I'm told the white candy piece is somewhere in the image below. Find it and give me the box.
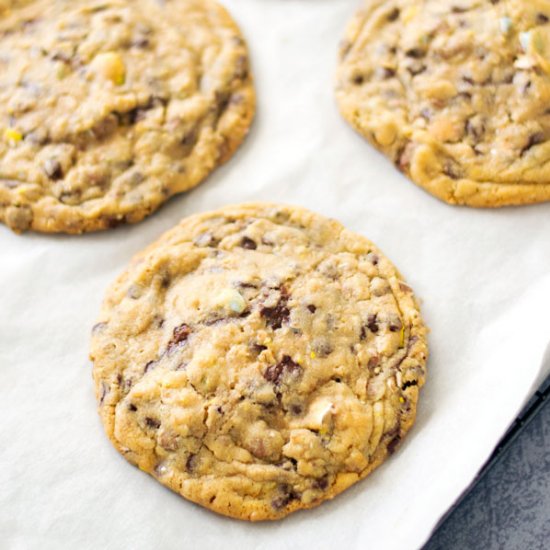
[217,288,247,314]
[519,31,532,52]
[499,17,513,35]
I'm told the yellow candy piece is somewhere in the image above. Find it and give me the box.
[402,5,419,23]
[3,128,22,143]
[310,351,316,359]
[91,52,126,85]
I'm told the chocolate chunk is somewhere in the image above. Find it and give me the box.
[402,380,418,390]
[264,355,301,384]
[307,304,317,313]
[168,323,191,351]
[290,404,303,415]
[260,288,290,330]
[537,13,549,24]
[43,158,63,180]
[128,403,137,411]
[352,74,364,85]
[145,417,161,429]
[240,236,257,250]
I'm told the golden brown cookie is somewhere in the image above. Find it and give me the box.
[336,0,550,207]
[0,0,254,233]
[90,203,428,521]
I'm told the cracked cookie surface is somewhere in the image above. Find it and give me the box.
[0,0,254,233]
[336,0,550,207]
[90,203,428,521]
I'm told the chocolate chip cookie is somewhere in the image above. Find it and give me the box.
[90,203,428,521]
[0,0,254,233]
[336,0,550,207]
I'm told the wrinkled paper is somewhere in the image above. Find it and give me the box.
[2,1,550,548]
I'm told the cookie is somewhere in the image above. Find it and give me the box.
[336,0,550,207]
[90,203,428,521]
[0,0,254,233]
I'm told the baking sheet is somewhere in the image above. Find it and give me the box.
[2,1,550,548]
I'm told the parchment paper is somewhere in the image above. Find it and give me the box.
[2,1,550,549]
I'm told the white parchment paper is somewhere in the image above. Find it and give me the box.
[2,1,550,548]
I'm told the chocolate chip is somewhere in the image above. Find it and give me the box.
[251,343,267,354]
[537,13,549,24]
[90,114,118,139]
[389,318,403,332]
[313,476,329,490]
[128,403,137,411]
[312,340,333,357]
[240,236,257,250]
[271,485,299,510]
[234,55,249,80]
[405,47,426,59]
[167,323,191,351]
[521,132,545,156]
[402,380,418,390]
[145,417,160,429]
[264,355,301,384]
[25,128,48,145]
[407,62,426,76]
[307,304,317,313]
[260,288,290,330]
[238,281,258,289]
[99,382,108,404]
[352,74,364,85]
[367,314,379,333]
[186,453,198,472]
[92,322,107,334]
[376,67,396,79]
[387,434,401,454]
[465,118,485,142]
[360,326,367,340]
[443,160,463,179]
[131,36,150,48]
[144,360,157,373]
[290,404,303,415]
[387,8,400,21]
[43,158,63,180]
